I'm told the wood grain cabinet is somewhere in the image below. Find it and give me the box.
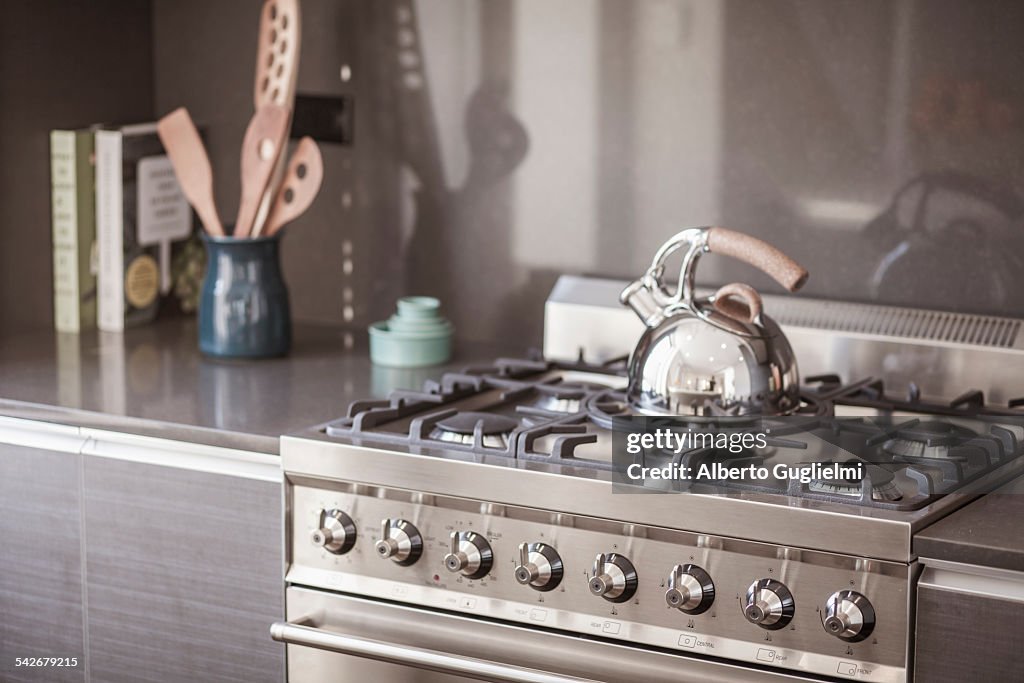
[0,442,86,683]
[0,419,284,683]
[81,457,283,683]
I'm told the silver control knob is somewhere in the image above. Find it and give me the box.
[665,564,715,614]
[514,542,563,592]
[823,590,875,642]
[374,519,423,566]
[589,553,638,603]
[443,531,493,580]
[743,578,795,630]
[310,509,357,555]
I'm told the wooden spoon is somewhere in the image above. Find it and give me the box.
[235,103,290,237]
[156,107,224,236]
[262,136,323,237]
[251,0,301,237]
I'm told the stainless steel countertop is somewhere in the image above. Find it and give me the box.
[0,317,522,454]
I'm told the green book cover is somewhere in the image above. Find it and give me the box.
[50,128,98,333]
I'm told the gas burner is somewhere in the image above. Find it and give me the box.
[806,460,903,502]
[532,395,584,414]
[429,413,519,449]
[881,421,977,460]
[530,382,610,414]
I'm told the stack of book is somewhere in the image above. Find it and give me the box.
[49,122,195,333]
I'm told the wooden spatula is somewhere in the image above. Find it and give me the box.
[251,0,301,237]
[262,136,323,237]
[235,103,290,237]
[156,107,224,237]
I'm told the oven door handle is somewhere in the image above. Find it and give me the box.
[270,618,600,683]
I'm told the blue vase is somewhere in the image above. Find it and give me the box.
[199,233,291,358]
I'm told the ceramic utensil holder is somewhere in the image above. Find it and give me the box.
[199,233,291,358]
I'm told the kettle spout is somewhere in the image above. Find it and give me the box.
[620,280,665,328]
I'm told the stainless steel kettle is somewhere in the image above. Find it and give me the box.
[620,227,809,417]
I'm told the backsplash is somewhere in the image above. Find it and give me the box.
[7,0,1023,344]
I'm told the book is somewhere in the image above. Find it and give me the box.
[95,123,192,331]
[49,128,98,332]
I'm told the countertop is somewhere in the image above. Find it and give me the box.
[0,317,522,454]
[5,318,1023,572]
[915,474,1024,572]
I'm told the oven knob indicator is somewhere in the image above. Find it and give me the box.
[444,531,493,580]
[742,579,795,630]
[374,519,423,566]
[823,590,875,642]
[310,509,357,555]
[589,553,638,603]
[665,564,715,614]
[514,542,564,591]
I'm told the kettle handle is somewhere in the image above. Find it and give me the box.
[706,228,808,292]
[621,226,808,327]
[712,282,763,323]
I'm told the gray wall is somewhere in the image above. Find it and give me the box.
[0,0,154,336]
[6,1,1024,346]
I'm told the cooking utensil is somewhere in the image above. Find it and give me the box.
[235,103,290,237]
[262,136,323,237]
[620,226,808,417]
[251,0,301,237]
[156,107,224,237]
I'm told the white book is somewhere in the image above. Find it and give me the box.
[95,129,125,331]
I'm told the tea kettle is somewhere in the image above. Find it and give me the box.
[620,227,809,417]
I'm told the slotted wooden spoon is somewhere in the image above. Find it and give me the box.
[262,136,323,237]
[235,103,290,237]
[250,0,301,237]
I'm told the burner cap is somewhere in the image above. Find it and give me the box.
[883,421,977,459]
[807,460,903,502]
[435,412,519,436]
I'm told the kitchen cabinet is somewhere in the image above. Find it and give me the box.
[0,438,86,683]
[0,418,283,682]
[81,456,283,683]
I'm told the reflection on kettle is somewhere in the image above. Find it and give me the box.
[620,227,808,417]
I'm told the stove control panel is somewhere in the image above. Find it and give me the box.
[289,483,910,682]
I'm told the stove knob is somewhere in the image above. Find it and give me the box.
[310,509,357,555]
[588,553,638,603]
[374,519,423,565]
[742,578,795,630]
[514,542,563,591]
[444,531,493,579]
[823,590,875,642]
[665,564,715,614]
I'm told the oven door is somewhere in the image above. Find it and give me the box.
[273,587,815,683]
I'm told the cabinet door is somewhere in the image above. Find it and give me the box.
[82,457,283,683]
[0,443,86,683]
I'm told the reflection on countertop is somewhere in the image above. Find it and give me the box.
[0,317,523,454]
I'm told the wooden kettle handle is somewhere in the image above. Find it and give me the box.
[706,227,808,292]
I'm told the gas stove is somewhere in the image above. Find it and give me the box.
[320,359,1024,513]
[274,281,1024,683]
